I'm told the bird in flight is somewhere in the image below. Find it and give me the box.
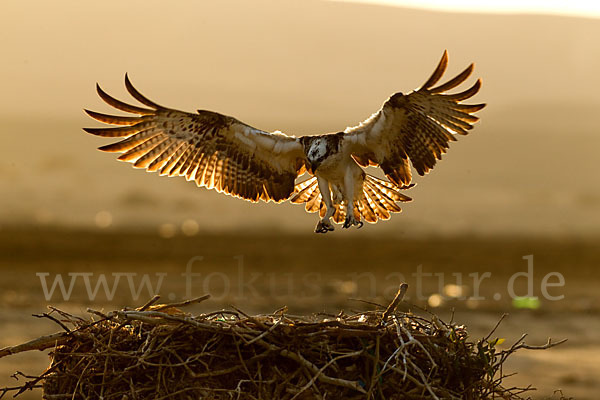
[84,51,484,233]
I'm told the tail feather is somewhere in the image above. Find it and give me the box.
[357,198,378,223]
[352,201,361,221]
[305,188,322,213]
[332,204,346,223]
[319,201,327,218]
[357,175,412,224]
[364,184,391,220]
[365,180,403,212]
[366,175,413,202]
[290,177,317,203]
[290,174,412,225]
[291,177,322,213]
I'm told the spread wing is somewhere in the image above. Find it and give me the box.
[84,75,307,203]
[344,50,486,186]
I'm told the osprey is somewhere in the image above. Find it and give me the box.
[84,51,484,233]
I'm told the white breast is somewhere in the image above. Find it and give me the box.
[316,152,354,182]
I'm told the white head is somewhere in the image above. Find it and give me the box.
[307,138,327,164]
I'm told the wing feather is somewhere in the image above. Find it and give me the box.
[97,129,160,152]
[84,110,146,126]
[84,75,308,203]
[133,138,174,169]
[83,123,155,137]
[172,145,195,177]
[124,73,166,109]
[420,50,448,90]
[159,145,186,176]
[455,103,486,113]
[117,135,168,163]
[429,63,473,93]
[147,142,182,172]
[445,79,482,101]
[95,84,154,115]
[344,51,485,186]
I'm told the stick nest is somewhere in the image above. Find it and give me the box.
[1,288,564,399]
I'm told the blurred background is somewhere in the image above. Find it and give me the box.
[1,0,599,398]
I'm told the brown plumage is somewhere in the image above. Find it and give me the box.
[345,51,485,187]
[84,75,305,203]
[83,51,485,233]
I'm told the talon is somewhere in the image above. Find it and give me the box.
[343,215,363,229]
[315,220,334,234]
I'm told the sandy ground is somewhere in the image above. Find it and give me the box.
[0,228,598,399]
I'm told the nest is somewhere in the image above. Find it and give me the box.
[0,285,565,399]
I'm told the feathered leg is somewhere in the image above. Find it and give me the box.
[315,176,335,233]
[343,166,363,229]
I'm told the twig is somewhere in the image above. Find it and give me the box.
[0,332,70,359]
[290,350,364,399]
[151,294,211,311]
[514,337,567,350]
[483,313,508,342]
[253,339,366,394]
[137,294,162,311]
[32,313,71,333]
[246,317,283,345]
[347,298,385,308]
[366,334,380,398]
[380,283,409,326]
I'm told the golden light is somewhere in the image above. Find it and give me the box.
[427,293,444,308]
[94,211,113,229]
[443,284,465,298]
[158,223,177,239]
[181,219,200,236]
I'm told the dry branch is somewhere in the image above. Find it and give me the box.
[0,333,69,359]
